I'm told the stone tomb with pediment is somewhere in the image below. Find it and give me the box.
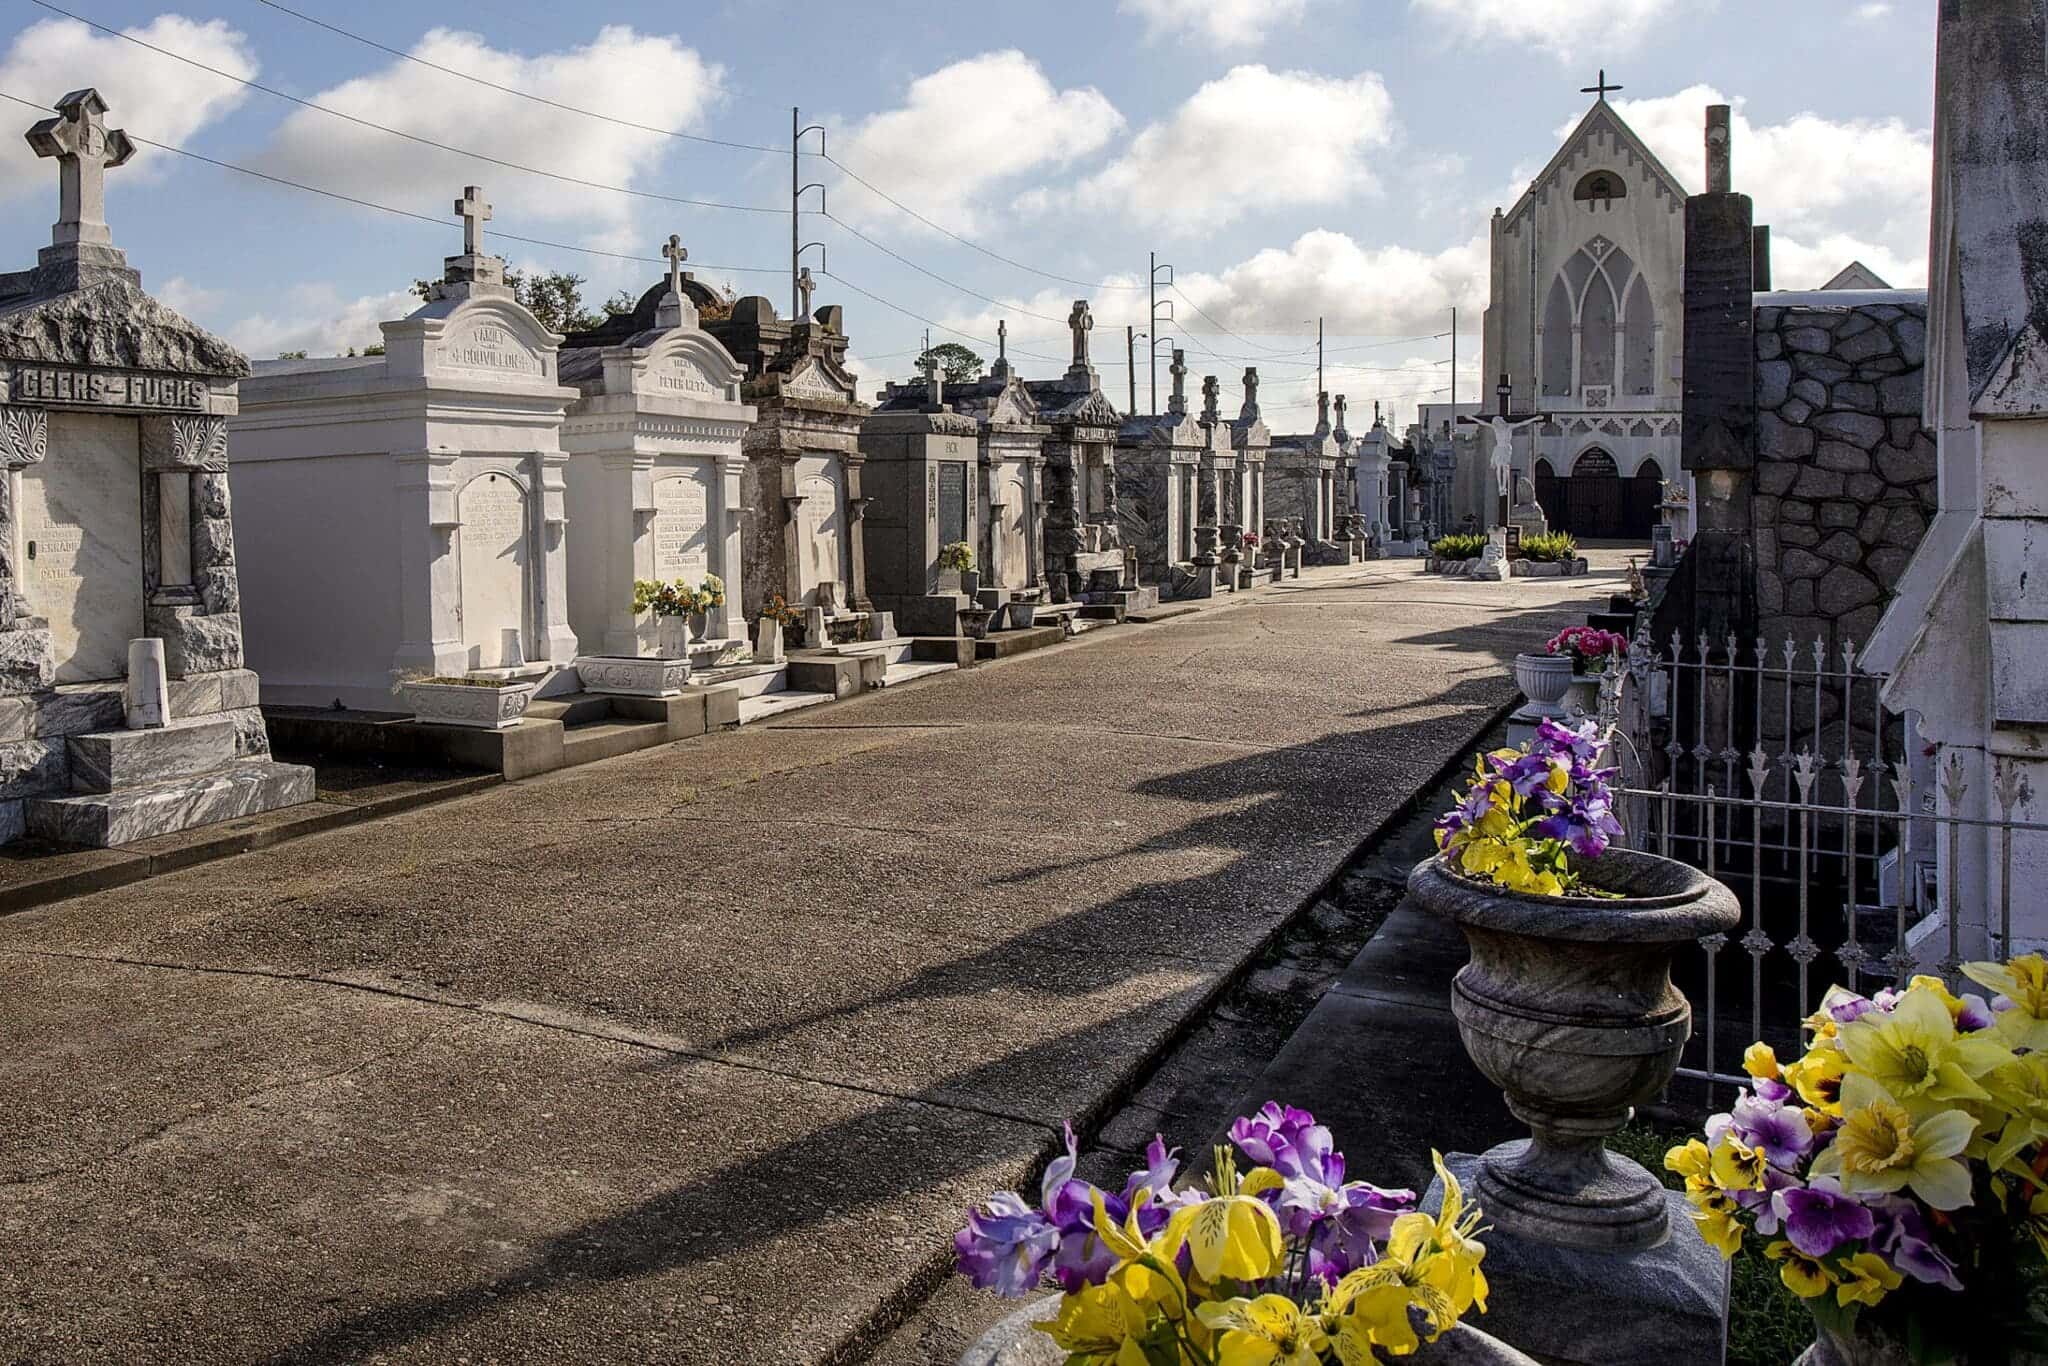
[0,87,311,845]
[557,282,757,683]
[859,373,984,637]
[1026,300,1150,610]
[1230,369,1274,573]
[1268,391,1353,566]
[228,215,579,711]
[1115,349,1210,596]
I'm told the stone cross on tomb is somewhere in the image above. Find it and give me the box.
[1242,367,1261,419]
[455,186,492,256]
[26,88,135,248]
[796,265,816,319]
[1334,393,1349,432]
[1168,348,1188,415]
[1068,299,1094,369]
[1581,69,1623,101]
[997,319,1008,363]
[1317,390,1331,430]
[1202,374,1220,425]
[922,347,944,406]
[664,234,689,298]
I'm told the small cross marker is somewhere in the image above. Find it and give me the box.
[796,265,815,318]
[1581,69,1623,101]
[664,234,689,298]
[26,88,134,249]
[454,185,492,256]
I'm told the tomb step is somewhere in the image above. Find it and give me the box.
[525,693,615,727]
[701,665,794,702]
[26,759,316,848]
[735,689,836,725]
[558,718,674,768]
[974,625,1066,660]
[67,715,241,795]
[878,659,958,687]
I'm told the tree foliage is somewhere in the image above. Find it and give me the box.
[410,269,633,334]
[917,342,985,385]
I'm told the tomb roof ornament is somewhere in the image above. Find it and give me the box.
[439,185,506,294]
[1168,348,1187,417]
[1201,373,1219,426]
[658,234,696,329]
[1333,393,1350,443]
[27,89,133,254]
[991,318,1011,380]
[796,266,815,321]
[1066,299,1095,379]
[1239,367,1261,422]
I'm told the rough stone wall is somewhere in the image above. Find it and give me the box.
[1754,303,1935,654]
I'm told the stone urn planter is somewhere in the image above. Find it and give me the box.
[1796,1303,2048,1365]
[1562,673,1604,720]
[686,610,710,644]
[655,615,691,658]
[1511,652,1572,719]
[959,568,982,599]
[962,1297,1541,1365]
[1406,849,1741,1251]
[1007,599,1038,629]
[957,606,995,640]
[402,679,540,731]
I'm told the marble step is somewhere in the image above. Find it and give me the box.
[559,719,672,768]
[67,716,240,795]
[879,658,958,687]
[525,693,614,727]
[734,688,835,725]
[27,758,316,848]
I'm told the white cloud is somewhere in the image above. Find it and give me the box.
[1053,66,1394,232]
[1605,85,1931,286]
[1119,0,1312,48]
[1854,2,1894,18]
[1409,0,1681,62]
[832,51,1122,235]
[1174,231,1487,337]
[218,284,421,359]
[0,15,256,203]
[257,26,724,235]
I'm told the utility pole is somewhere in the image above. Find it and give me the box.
[1126,325,1138,415]
[1149,255,1175,415]
[791,108,826,320]
[1316,317,1325,400]
[1450,306,1457,416]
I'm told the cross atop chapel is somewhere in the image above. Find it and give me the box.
[1581,69,1623,101]
[27,88,134,250]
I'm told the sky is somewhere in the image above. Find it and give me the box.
[0,0,1935,431]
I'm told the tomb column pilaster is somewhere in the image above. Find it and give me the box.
[391,448,465,678]
[842,445,872,613]
[713,449,747,643]
[0,404,49,628]
[534,447,577,665]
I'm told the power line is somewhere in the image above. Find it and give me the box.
[0,91,781,275]
[26,0,783,215]
[244,0,789,154]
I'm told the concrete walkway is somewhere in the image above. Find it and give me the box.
[0,557,1622,1364]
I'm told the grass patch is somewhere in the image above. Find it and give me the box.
[1611,1120,1814,1366]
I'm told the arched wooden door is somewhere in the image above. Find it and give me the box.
[1564,448,1624,538]
[1533,458,1566,532]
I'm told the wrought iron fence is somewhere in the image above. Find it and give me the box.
[1595,630,2042,1098]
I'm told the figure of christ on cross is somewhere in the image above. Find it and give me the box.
[26,88,134,249]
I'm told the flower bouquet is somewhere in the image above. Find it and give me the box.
[1543,625,1626,678]
[1667,960,2048,1362]
[954,1104,1491,1364]
[760,593,801,628]
[1432,719,1622,898]
[695,572,727,611]
[1241,532,1261,549]
[939,541,977,573]
[631,577,704,618]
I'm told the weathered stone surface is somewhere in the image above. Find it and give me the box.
[165,672,223,718]
[1757,360,1793,408]
[1876,441,1937,485]
[1858,507,1890,543]
[0,627,54,697]
[1757,463,1796,496]
[1816,441,1871,473]
[1795,352,1852,384]
[1812,411,1887,446]
[1758,412,1815,460]
[1818,531,1864,563]
[1782,499,1815,523]
[1786,326,1834,353]
[1817,565,1881,613]
[1781,524,1821,548]
[1837,327,1896,364]
[1821,501,1860,528]
[0,278,248,377]
[0,697,29,742]
[158,612,244,676]
[1780,397,1813,425]
[1832,381,1879,411]
[66,715,237,794]
[0,738,65,799]
[217,668,260,710]
[1782,547,1827,577]
[1846,472,1885,501]
[1757,330,1783,361]
[1791,467,1846,500]
[1895,314,1926,366]
[1787,579,1816,614]
[225,704,271,757]
[33,684,124,738]
[24,757,311,846]
[1869,546,1914,582]
[1791,377,1829,408]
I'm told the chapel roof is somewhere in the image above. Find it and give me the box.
[1502,98,1690,231]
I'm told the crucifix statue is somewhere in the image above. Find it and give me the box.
[1068,299,1094,370]
[26,88,134,249]
[455,185,492,257]
[664,234,689,299]
[796,265,816,319]
[1168,348,1187,416]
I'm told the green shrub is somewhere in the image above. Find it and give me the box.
[1430,533,1487,561]
[1521,531,1579,563]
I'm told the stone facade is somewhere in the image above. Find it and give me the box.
[1753,300,1935,651]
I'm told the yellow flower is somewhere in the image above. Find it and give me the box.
[1162,1191,1284,1286]
[1835,985,2012,1109]
[1764,1241,1837,1299]
[1980,1052,2048,1173]
[1811,1075,1979,1209]
[1035,1282,1153,1362]
[1783,1047,1847,1115]
[1834,1252,1903,1309]
[1964,955,2048,1051]
[1196,1295,1328,1366]
[1709,1137,1768,1193]
[1664,1139,1714,1194]
[1744,1042,1781,1082]
[1690,1194,1746,1256]
[1089,1189,1190,1318]
[1325,1153,1488,1359]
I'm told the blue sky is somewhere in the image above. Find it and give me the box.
[0,0,1933,429]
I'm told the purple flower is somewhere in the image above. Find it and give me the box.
[1956,992,1996,1032]
[1772,1179,1876,1258]
[1872,1197,1964,1291]
[955,1191,1059,1297]
[1753,1077,1795,1105]
[1727,1093,1815,1170]
[1314,1182,1415,1274]
[1121,1135,1182,1208]
[1534,717,1604,765]
[1231,1102,1342,1184]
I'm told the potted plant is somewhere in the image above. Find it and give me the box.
[1406,719,1740,1250]
[393,671,540,730]
[632,577,703,656]
[940,540,979,598]
[1669,960,2048,1364]
[757,593,800,665]
[1544,625,1627,720]
[952,1105,1533,1364]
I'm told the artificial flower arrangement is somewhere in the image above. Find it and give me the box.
[954,1104,1489,1364]
[1433,719,1623,898]
[1544,625,1626,677]
[1666,960,2048,1360]
[632,577,706,618]
[939,540,976,573]
[759,593,801,627]
[696,572,726,611]
[1241,532,1261,548]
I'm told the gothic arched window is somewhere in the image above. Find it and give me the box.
[1580,272,1617,389]
[1541,277,1574,396]
[1623,276,1657,395]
